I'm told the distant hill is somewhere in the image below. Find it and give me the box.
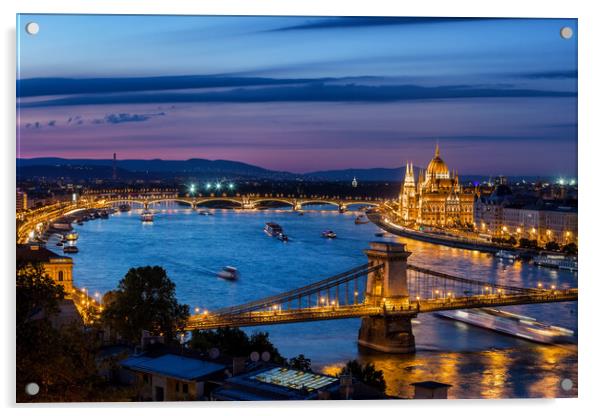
[16,158,298,181]
[16,157,552,183]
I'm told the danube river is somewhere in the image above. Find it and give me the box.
[56,204,578,399]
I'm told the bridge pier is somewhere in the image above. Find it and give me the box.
[358,242,416,354]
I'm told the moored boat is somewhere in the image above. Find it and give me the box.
[63,245,79,254]
[533,253,577,272]
[65,232,79,241]
[436,308,574,344]
[118,204,131,212]
[495,250,518,260]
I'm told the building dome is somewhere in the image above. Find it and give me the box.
[426,144,450,179]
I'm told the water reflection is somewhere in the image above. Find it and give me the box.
[65,204,577,399]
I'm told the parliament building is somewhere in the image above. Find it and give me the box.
[399,144,474,228]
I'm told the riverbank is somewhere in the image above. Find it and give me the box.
[367,211,506,254]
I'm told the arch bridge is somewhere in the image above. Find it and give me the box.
[186,242,578,354]
[97,194,381,211]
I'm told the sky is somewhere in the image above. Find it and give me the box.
[16,15,577,176]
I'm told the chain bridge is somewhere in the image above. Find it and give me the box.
[185,242,578,353]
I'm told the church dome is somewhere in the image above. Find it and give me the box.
[426,144,450,179]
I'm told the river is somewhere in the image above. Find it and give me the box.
[52,204,578,399]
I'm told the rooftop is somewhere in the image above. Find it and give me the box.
[213,366,340,401]
[16,244,72,263]
[411,381,452,389]
[121,353,226,381]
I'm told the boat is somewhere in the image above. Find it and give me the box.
[533,254,578,272]
[64,232,79,241]
[217,266,239,280]
[264,222,284,237]
[99,210,110,219]
[354,215,369,225]
[198,209,213,216]
[141,210,154,222]
[495,250,518,260]
[374,231,385,237]
[322,230,337,239]
[63,245,79,254]
[435,308,574,344]
[76,220,84,226]
[52,222,72,231]
[118,204,131,212]
[277,232,289,242]
[56,241,64,247]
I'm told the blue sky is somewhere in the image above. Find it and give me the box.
[17,15,577,176]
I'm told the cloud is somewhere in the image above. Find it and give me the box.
[16,75,329,98]
[265,17,498,32]
[519,70,577,79]
[92,112,166,125]
[20,83,576,108]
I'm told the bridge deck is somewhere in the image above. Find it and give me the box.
[185,289,577,330]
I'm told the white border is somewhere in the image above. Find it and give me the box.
[2,1,601,415]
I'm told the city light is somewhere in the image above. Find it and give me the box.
[216,183,222,190]
[189,184,196,194]
[194,307,200,314]
[205,183,212,190]
[228,183,235,190]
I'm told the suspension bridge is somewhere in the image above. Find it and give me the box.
[185,242,578,353]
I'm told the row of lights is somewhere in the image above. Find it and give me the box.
[190,183,235,194]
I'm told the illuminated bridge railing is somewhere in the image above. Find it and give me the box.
[406,264,540,301]
[210,263,381,316]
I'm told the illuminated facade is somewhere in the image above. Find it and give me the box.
[399,144,474,227]
[17,244,74,293]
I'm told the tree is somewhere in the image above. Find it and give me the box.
[545,241,561,252]
[289,354,312,372]
[337,360,386,393]
[16,262,64,328]
[562,242,578,255]
[189,327,285,363]
[16,262,132,402]
[519,238,539,249]
[101,266,189,344]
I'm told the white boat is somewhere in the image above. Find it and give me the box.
[436,308,574,344]
[495,250,517,260]
[141,210,154,222]
[198,209,213,216]
[322,230,337,239]
[217,266,239,280]
[533,254,578,272]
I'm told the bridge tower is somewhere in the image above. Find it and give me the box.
[358,241,416,353]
